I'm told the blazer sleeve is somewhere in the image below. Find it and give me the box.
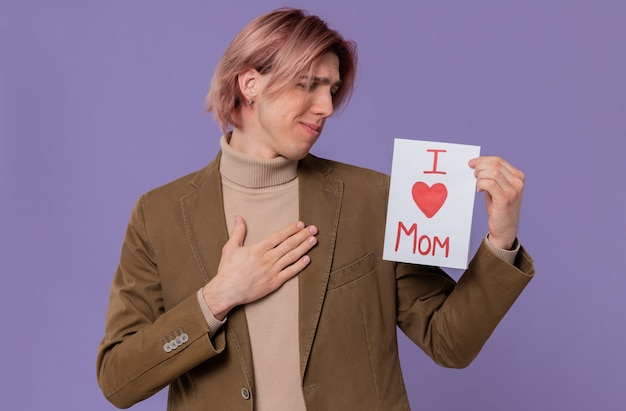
[96,196,226,409]
[396,240,535,368]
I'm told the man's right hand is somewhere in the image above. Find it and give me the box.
[201,215,318,320]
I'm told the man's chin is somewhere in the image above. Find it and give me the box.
[283,151,310,161]
[284,143,317,160]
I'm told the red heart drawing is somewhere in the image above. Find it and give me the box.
[411,182,448,218]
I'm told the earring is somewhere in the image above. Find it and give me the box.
[247,99,253,107]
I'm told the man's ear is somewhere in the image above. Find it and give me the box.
[237,69,261,102]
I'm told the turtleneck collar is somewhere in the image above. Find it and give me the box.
[219,132,298,189]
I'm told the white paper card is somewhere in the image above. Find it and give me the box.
[383,139,481,269]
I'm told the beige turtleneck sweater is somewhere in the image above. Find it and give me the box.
[197,134,306,410]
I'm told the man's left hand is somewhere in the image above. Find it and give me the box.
[469,156,525,250]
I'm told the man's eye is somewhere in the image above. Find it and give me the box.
[297,82,317,91]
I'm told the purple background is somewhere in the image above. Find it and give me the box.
[2,1,625,410]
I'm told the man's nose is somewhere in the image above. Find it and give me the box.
[311,89,334,117]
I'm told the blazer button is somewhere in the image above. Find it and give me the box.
[241,388,250,400]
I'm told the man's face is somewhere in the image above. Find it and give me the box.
[244,52,341,160]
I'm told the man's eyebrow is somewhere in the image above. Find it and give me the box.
[302,75,343,87]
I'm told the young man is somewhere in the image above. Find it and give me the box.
[97,8,534,410]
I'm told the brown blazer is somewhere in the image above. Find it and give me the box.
[97,153,534,410]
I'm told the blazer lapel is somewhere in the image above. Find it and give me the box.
[180,153,255,389]
[180,155,228,284]
[297,155,343,376]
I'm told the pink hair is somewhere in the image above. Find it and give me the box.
[206,8,357,132]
